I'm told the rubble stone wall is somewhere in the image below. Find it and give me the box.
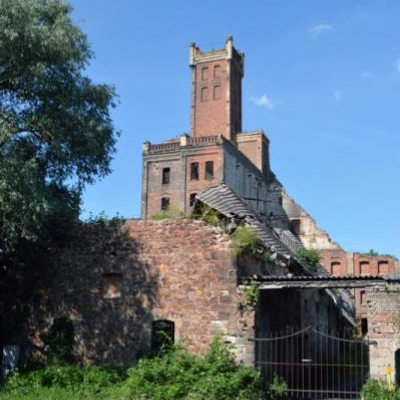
[26,220,255,365]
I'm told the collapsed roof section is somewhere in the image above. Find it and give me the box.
[195,183,356,325]
[195,183,308,272]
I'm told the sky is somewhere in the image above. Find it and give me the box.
[69,0,400,259]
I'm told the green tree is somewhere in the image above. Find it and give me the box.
[0,0,118,252]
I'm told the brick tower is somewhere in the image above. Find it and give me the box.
[190,36,244,141]
[141,37,274,220]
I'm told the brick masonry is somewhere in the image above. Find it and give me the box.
[24,219,255,365]
[364,284,400,381]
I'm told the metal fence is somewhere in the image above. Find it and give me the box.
[252,326,369,399]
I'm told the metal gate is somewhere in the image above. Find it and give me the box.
[253,326,369,399]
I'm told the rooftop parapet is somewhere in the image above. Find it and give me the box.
[143,135,224,154]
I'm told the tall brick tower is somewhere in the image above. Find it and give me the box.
[141,37,274,220]
[190,36,244,141]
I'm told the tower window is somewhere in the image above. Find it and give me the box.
[190,162,199,180]
[161,197,170,210]
[201,67,208,80]
[201,87,208,102]
[214,65,221,78]
[213,85,221,100]
[205,161,214,180]
[162,167,170,184]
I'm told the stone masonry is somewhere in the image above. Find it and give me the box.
[25,219,255,365]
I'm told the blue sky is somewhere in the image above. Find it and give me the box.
[69,0,400,259]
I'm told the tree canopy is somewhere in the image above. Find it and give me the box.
[0,0,118,251]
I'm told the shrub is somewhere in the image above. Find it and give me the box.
[361,378,400,400]
[295,248,321,274]
[119,337,264,400]
[2,364,126,399]
[1,339,265,399]
[231,226,261,256]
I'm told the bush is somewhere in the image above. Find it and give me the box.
[231,226,262,256]
[0,338,265,399]
[361,378,400,400]
[119,337,264,399]
[2,364,126,399]
[295,248,321,274]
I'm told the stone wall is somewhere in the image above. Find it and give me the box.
[364,284,400,381]
[24,219,256,365]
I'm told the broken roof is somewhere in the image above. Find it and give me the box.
[195,183,356,325]
[195,183,302,262]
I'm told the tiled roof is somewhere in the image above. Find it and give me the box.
[195,184,294,259]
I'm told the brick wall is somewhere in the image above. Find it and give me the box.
[364,284,400,381]
[24,220,255,365]
[190,38,243,140]
[141,140,225,218]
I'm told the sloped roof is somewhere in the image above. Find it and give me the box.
[195,183,356,325]
[195,183,297,260]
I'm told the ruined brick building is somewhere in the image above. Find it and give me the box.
[4,37,400,388]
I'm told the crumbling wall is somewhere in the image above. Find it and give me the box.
[24,219,255,365]
[364,284,400,381]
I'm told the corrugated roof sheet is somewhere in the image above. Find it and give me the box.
[196,184,294,258]
[195,183,357,325]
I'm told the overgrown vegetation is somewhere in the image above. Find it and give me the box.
[85,211,127,227]
[362,249,399,261]
[151,205,182,220]
[0,338,266,400]
[191,203,224,227]
[240,278,260,310]
[295,248,321,274]
[230,226,262,257]
[361,378,400,400]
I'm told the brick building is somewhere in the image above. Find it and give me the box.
[141,37,276,221]
[4,36,400,387]
[283,190,399,318]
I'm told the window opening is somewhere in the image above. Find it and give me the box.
[360,290,366,305]
[190,193,197,207]
[201,87,208,102]
[214,65,221,78]
[360,261,369,275]
[190,162,199,180]
[205,161,214,180]
[291,219,301,235]
[331,261,341,276]
[213,85,221,100]
[151,320,175,355]
[201,67,208,80]
[161,197,170,211]
[162,167,170,184]
[361,318,368,336]
[378,260,389,275]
